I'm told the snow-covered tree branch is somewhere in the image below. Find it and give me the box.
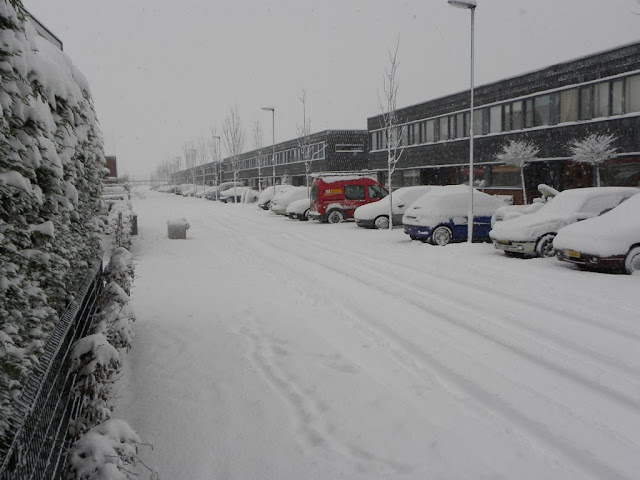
[496,139,540,204]
[378,39,404,230]
[569,133,617,187]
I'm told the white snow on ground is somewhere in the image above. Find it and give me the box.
[116,187,640,480]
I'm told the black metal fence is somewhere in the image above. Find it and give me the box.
[0,258,103,480]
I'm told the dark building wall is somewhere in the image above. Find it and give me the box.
[367,42,640,203]
[105,156,118,178]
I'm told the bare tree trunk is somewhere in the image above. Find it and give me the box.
[520,168,528,205]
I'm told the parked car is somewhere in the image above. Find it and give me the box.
[490,186,639,257]
[205,181,245,200]
[257,185,294,210]
[286,197,312,221]
[308,175,388,223]
[270,186,309,215]
[354,185,438,229]
[491,184,560,227]
[554,192,640,274]
[403,185,506,245]
[219,186,259,203]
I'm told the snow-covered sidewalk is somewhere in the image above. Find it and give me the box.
[116,189,640,480]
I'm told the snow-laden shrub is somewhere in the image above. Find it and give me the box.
[66,246,147,479]
[103,247,135,295]
[66,419,141,480]
[1,0,105,438]
[107,201,134,250]
[68,334,121,439]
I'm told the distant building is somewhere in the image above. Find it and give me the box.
[24,10,63,51]
[174,130,369,188]
[105,156,118,178]
[367,41,640,203]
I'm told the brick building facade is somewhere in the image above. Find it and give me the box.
[367,41,640,204]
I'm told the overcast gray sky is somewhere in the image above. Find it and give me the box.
[24,0,640,179]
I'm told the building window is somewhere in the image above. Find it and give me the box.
[371,132,377,150]
[439,116,449,141]
[579,85,592,120]
[455,113,464,138]
[419,121,427,143]
[559,89,578,123]
[612,79,624,115]
[626,74,640,113]
[426,120,435,142]
[525,98,534,128]
[335,144,364,153]
[474,107,488,135]
[511,100,524,130]
[534,94,557,127]
[403,169,421,186]
[594,82,610,118]
[489,105,502,133]
[491,164,521,187]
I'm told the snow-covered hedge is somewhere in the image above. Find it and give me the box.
[66,247,149,480]
[1,0,105,438]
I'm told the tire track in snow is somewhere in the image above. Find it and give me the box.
[211,214,640,480]
[237,310,416,477]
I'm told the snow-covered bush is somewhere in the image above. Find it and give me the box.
[66,419,142,480]
[67,246,145,479]
[1,0,105,437]
[68,334,121,438]
[107,201,134,250]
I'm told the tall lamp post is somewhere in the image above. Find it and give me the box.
[213,135,221,189]
[261,107,276,195]
[448,0,476,244]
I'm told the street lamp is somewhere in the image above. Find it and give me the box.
[213,135,222,190]
[448,0,476,244]
[261,107,276,195]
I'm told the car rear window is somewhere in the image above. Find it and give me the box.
[345,185,365,200]
[311,185,318,202]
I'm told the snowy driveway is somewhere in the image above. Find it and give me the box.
[117,189,640,480]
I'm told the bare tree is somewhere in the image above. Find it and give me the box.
[252,120,264,190]
[210,127,222,187]
[222,105,246,200]
[570,133,617,187]
[297,89,314,197]
[378,39,405,230]
[182,140,197,193]
[496,139,540,204]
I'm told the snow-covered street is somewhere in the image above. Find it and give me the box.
[117,188,640,480]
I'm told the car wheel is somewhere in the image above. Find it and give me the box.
[326,210,345,224]
[300,209,310,221]
[535,233,556,258]
[374,215,390,229]
[430,226,452,246]
[624,246,640,275]
[409,234,418,241]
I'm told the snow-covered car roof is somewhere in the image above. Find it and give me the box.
[354,185,436,221]
[270,186,308,206]
[257,185,294,205]
[490,187,639,242]
[553,192,640,257]
[219,186,256,199]
[403,185,505,224]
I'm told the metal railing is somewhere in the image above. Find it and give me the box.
[0,258,103,480]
